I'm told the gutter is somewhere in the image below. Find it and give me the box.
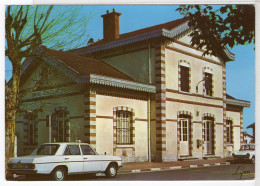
[226,98,250,107]
[78,74,156,93]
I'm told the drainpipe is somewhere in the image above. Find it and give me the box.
[49,115,52,143]
[147,42,152,162]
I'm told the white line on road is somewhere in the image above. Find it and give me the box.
[150,168,161,171]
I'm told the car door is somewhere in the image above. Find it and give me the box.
[80,145,101,173]
[63,145,84,174]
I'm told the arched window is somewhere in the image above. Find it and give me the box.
[116,110,133,144]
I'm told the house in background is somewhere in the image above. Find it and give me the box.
[243,132,254,144]
[15,9,250,162]
[247,122,255,143]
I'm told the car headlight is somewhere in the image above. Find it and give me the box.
[7,163,13,168]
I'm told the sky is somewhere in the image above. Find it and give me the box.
[5,5,255,134]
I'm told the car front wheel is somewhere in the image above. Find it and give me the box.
[51,167,67,181]
[105,163,118,178]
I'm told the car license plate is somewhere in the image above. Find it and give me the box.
[17,164,24,169]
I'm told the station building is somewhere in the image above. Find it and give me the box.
[16,9,250,162]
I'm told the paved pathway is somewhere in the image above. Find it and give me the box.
[119,158,233,174]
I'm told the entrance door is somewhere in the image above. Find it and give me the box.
[179,119,189,156]
[204,120,213,155]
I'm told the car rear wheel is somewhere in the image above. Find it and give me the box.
[105,163,118,178]
[51,167,67,181]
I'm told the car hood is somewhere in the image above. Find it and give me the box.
[234,150,254,155]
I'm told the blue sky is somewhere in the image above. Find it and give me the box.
[5,5,255,134]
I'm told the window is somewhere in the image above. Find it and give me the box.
[179,119,189,141]
[52,110,66,142]
[31,144,60,155]
[25,113,37,145]
[203,117,214,142]
[226,120,233,143]
[180,66,189,92]
[81,145,96,155]
[116,111,132,144]
[64,145,81,155]
[205,72,213,96]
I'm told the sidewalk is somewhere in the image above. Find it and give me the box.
[118,158,233,174]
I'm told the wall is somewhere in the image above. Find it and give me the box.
[95,94,149,162]
[227,110,242,152]
[163,36,226,159]
[103,49,155,84]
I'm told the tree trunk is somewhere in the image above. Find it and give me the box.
[5,62,20,178]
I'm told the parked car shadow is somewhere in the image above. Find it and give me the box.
[229,159,253,164]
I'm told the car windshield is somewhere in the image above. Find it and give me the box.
[31,144,60,155]
[240,145,255,151]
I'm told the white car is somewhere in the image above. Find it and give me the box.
[232,144,255,164]
[7,142,122,180]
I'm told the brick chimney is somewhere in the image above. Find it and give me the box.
[101,8,121,41]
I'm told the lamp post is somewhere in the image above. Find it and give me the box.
[196,76,209,93]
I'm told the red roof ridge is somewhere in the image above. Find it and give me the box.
[70,17,189,52]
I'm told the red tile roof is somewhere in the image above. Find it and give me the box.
[71,17,189,51]
[42,47,134,81]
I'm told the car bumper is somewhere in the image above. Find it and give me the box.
[7,169,37,175]
[232,155,250,160]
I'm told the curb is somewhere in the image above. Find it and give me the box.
[119,162,230,174]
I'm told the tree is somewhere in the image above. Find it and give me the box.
[5,5,92,177]
[176,5,255,56]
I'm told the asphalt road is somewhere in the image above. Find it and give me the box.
[9,163,254,181]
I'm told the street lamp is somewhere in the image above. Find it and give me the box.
[196,76,209,93]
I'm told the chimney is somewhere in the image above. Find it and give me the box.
[101,8,121,41]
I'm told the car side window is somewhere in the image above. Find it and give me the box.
[81,145,96,155]
[63,145,81,155]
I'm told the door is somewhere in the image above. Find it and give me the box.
[179,119,189,156]
[63,145,84,174]
[80,145,102,173]
[204,120,213,155]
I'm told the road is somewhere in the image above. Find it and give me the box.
[9,163,254,181]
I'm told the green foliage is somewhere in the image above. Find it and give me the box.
[176,5,255,56]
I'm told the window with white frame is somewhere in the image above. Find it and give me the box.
[52,110,66,142]
[116,110,132,144]
[179,117,190,141]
